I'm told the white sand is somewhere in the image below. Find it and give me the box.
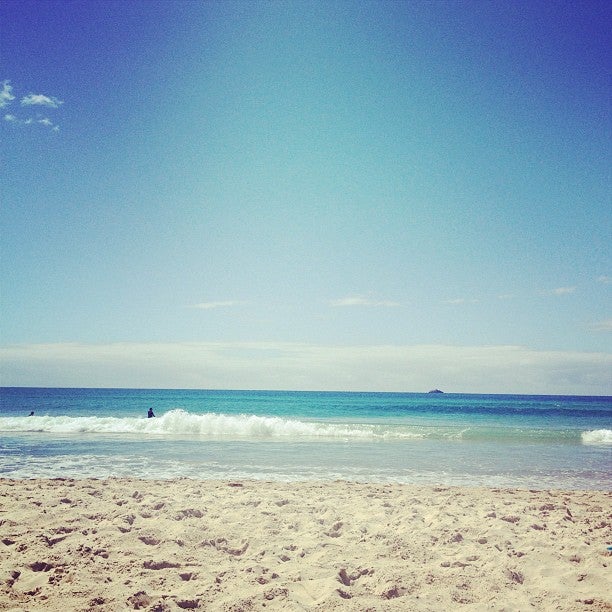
[0,478,610,611]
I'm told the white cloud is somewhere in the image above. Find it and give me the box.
[443,298,478,305]
[0,80,15,107]
[4,113,28,125]
[1,342,610,395]
[597,275,612,285]
[330,295,400,307]
[1,82,63,131]
[542,286,577,296]
[4,113,59,131]
[590,319,612,332]
[21,93,63,108]
[38,118,60,131]
[190,301,241,310]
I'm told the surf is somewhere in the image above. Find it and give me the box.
[1,410,609,445]
[581,429,612,445]
[0,410,392,439]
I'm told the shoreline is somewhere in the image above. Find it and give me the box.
[1,478,610,611]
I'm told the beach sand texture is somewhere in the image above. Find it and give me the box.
[0,478,610,611]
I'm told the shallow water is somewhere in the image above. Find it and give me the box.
[1,388,610,489]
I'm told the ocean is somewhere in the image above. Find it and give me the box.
[0,388,610,490]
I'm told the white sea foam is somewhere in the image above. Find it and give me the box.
[2,412,608,445]
[581,429,612,446]
[0,410,420,440]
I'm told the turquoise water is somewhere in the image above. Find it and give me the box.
[0,388,610,489]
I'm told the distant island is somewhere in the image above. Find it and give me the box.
[427,389,444,394]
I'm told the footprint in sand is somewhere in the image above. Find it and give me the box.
[30,561,54,572]
[127,590,152,608]
[174,509,204,520]
[176,598,200,609]
[4,569,20,587]
[337,567,373,586]
[143,560,180,570]
[200,538,249,556]
[325,521,343,538]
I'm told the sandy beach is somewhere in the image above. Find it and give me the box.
[0,478,610,611]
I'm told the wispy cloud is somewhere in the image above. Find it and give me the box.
[0,80,15,107]
[597,275,612,285]
[330,295,400,307]
[2,80,63,131]
[542,286,577,296]
[189,301,242,310]
[21,93,63,108]
[590,319,612,332]
[4,113,59,131]
[4,113,30,125]
[443,298,478,305]
[1,342,610,395]
[37,117,59,131]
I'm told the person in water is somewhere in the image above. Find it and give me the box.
[147,407,155,418]
[28,411,34,416]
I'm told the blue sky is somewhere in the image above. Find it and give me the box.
[1,0,610,393]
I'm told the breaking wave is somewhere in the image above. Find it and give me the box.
[581,429,612,446]
[0,410,609,445]
[0,410,413,440]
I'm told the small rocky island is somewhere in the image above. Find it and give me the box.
[427,389,444,394]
